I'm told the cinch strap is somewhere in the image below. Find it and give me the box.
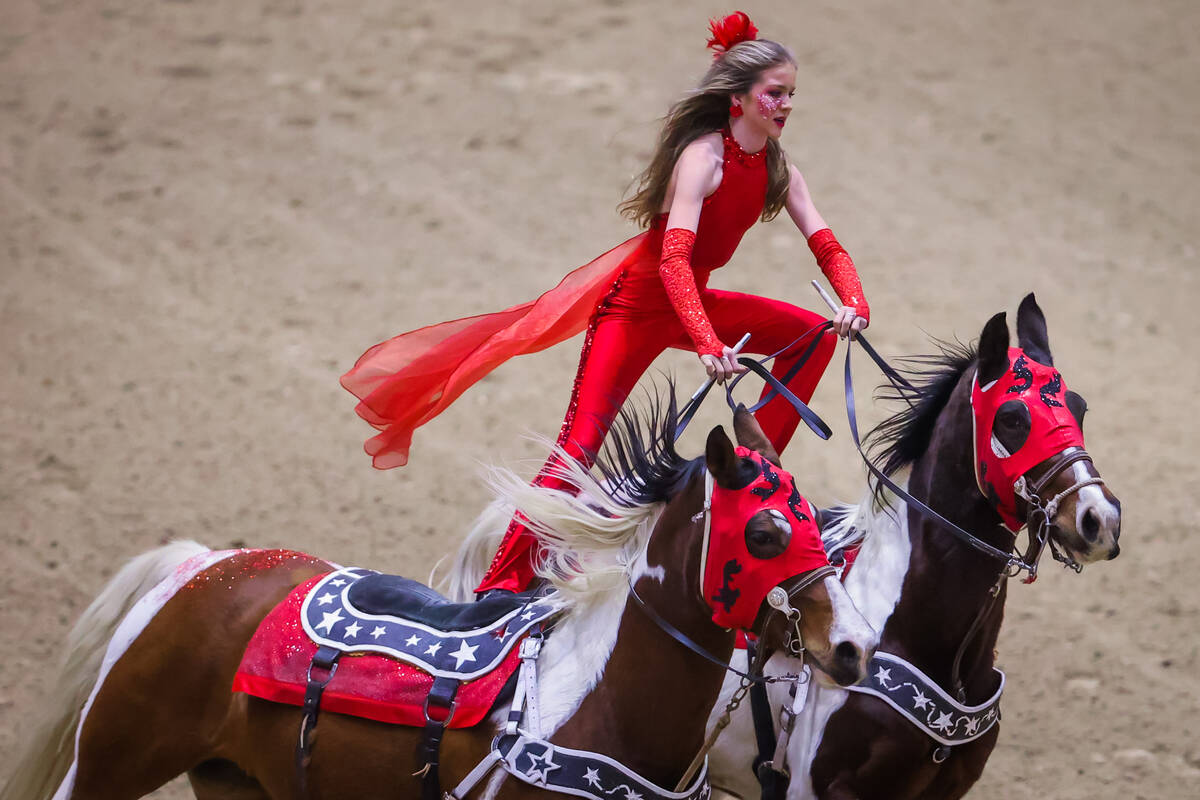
[295,645,341,798]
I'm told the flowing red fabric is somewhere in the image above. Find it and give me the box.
[341,233,651,468]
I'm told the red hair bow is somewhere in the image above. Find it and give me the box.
[706,11,759,55]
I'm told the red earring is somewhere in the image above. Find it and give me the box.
[730,104,743,118]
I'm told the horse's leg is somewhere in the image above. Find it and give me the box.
[65,551,330,800]
[186,761,270,800]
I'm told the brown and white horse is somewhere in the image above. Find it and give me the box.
[708,295,1122,799]
[3,404,875,800]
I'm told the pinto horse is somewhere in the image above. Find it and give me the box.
[707,294,1122,799]
[4,403,875,800]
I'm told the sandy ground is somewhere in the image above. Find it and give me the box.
[2,1,1198,797]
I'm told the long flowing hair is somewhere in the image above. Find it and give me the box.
[619,39,797,229]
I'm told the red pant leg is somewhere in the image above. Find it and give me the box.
[692,289,835,454]
[475,309,677,593]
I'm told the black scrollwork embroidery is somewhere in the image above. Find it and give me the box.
[1039,372,1064,408]
[751,460,781,501]
[1007,354,1033,394]
[712,559,742,612]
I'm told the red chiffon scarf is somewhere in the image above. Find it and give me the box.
[341,232,652,468]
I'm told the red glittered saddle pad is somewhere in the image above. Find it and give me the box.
[233,571,549,728]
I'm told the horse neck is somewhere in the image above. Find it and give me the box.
[886,375,1013,699]
[549,479,731,787]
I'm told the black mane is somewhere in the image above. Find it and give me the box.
[590,382,706,507]
[867,339,978,479]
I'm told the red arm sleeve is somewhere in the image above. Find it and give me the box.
[807,228,870,322]
[659,228,724,357]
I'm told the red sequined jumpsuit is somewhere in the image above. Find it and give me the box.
[475,131,835,592]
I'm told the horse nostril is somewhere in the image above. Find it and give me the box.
[1081,507,1101,543]
[836,641,860,664]
[1107,543,1120,560]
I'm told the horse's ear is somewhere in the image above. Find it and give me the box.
[706,425,743,489]
[1016,293,1053,366]
[977,312,1010,386]
[732,404,781,467]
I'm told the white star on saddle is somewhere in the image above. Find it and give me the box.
[371,626,387,640]
[911,689,931,710]
[343,622,362,638]
[583,767,602,788]
[873,667,892,686]
[425,642,442,657]
[316,592,336,606]
[450,640,479,668]
[315,609,344,633]
[931,711,955,732]
[405,634,421,647]
[330,578,347,587]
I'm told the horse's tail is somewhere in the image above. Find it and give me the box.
[1,540,212,800]
[437,498,511,602]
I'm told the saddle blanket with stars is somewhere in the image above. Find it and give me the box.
[232,568,556,728]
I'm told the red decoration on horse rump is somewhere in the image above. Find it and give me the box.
[233,575,522,728]
[971,347,1085,531]
[701,448,830,630]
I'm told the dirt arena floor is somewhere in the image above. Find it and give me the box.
[2,1,1197,797]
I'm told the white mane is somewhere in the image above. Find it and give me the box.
[439,442,675,747]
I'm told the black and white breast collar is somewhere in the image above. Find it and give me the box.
[446,632,712,800]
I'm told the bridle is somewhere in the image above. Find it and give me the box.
[629,467,837,682]
[627,464,837,792]
[1010,446,1106,577]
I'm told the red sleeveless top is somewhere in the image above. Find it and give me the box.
[342,130,768,468]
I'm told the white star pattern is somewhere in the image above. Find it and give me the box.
[316,592,336,606]
[343,621,362,638]
[911,689,931,711]
[370,626,387,640]
[520,609,537,621]
[931,711,955,732]
[315,609,344,633]
[330,578,347,587]
[405,634,421,647]
[424,642,442,657]
[964,716,980,735]
[583,768,602,788]
[873,667,892,686]
[450,640,479,669]
[523,746,560,784]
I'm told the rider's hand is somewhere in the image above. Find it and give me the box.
[699,345,748,383]
[833,306,869,339]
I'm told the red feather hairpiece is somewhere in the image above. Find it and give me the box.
[706,11,759,57]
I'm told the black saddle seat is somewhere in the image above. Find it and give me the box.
[346,575,539,632]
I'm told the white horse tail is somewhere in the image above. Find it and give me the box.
[437,497,512,602]
[1,540,212,800]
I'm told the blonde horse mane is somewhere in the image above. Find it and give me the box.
[440,445,663,606]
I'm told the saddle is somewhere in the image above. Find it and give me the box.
[233,568,557,725]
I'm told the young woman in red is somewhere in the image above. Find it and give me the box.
[342,12,871,594]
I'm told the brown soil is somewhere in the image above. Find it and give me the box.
[2,1,1197,797]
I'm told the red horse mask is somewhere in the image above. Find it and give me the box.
[699,447,830,630]
[971,348,1085,531]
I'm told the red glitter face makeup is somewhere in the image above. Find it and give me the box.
[742,62,796,139]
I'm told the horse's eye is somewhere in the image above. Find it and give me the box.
[993,399,1031,454]
[745,509,791,559]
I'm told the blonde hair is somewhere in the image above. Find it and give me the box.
[620,39,797,229]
